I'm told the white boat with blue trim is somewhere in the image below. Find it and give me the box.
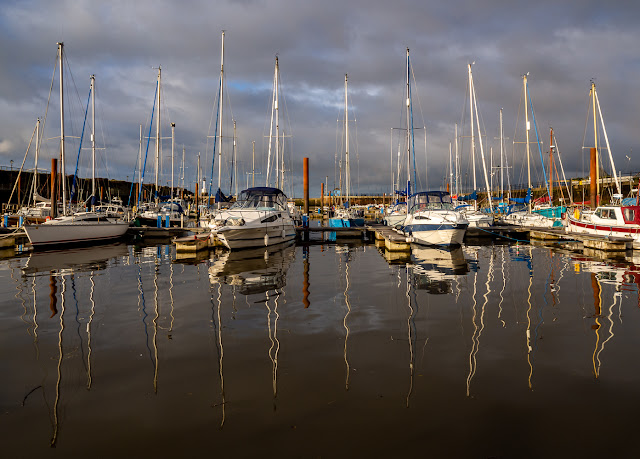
[402,191,468,246]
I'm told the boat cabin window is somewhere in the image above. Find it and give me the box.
[409,192,454,212]
[231,188,287,211]
[595,208,616,220]
[622,206,640,224]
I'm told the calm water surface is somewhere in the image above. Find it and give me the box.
[1,240,640,458]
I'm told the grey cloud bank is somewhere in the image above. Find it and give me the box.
[1,0,638,198]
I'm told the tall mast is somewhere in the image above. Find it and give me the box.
[468,63,476,208]
[33,118,40,206]
[345,73,350,206]
[406,48,411,199]
[252,140,255,188]
[90,75,96,208]
[499,109,504,202]
[181,146,185,198]
[138,124,142,207]
[266,57,276,187]
[471,69,492,212]
[275,56,280,189]
[593,85,621,196]
[549,127,553,203]
[155,66,161,205]
[455,123,459,197]
[217,31,225,207]
[524,74,531,212]
[591,81,599,200]
[171,122,175,201]
[389,128,393,200]
[449,142,453,194]
[58,42,66,214]
[233,120,237,197]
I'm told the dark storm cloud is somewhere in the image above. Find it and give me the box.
[1,0,638,197]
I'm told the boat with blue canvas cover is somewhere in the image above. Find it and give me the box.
[209,187,296,250]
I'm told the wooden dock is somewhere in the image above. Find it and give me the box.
[127,226,191,240]
[296,225,366,239]
[174,233,212,253]
[365,224,411,252]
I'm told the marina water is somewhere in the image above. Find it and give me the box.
[1,240,639,457]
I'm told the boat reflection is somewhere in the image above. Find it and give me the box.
[409,245,469,294]
[207,241,296,423]
[22,243,129,276]
[208,241,296,295]
[569,252,639,379]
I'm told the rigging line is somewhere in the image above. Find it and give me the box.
[581,86,593,179]
[408,62,417,192]
[409,61,426,189]
[526,83,551,198]
[38,50,58,161]
[7,122,37,205]
[137,80,158,206]
[512,90,524,189]
[208,76,222,197]
[70,85,91,202]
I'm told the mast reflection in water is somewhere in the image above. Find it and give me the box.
[3,241,640,456]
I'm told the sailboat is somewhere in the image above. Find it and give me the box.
[455,63,493,228]
[10,118,57,222]
[400,48,468,246]
[566,82,640,240]
[329,74,364,227]
[135,68,188,227]
[383,134,407,226]
[24,44,129,249]
[208,55,296,250]
[499,73,564,228]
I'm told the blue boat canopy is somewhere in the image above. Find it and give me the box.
[509,188,532,204]
[458,191,477,201]
[215,188,232,203]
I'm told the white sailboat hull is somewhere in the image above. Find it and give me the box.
[24,221,130,248]
[500,212,560,228]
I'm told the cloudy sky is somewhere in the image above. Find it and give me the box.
[1,0,638,199]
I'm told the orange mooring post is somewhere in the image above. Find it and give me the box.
[303,157,309,225]
[590,147,597,210]
[51,158,58,218]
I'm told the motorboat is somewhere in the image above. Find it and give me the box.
[402,191,468,246]
[567,204,640,242]
[208,187,296,250]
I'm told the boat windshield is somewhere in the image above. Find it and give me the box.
[230,188,287,211]
[408,192,454,213]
